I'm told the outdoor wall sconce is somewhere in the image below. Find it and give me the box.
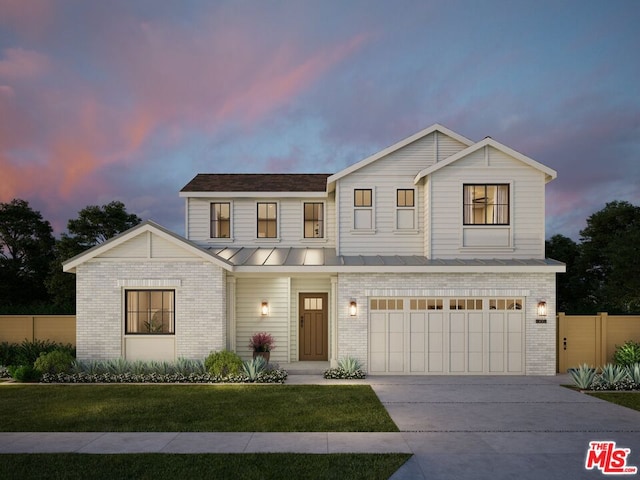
[349,300,358,317]
[261,301,269,316]
[536,301,547,322]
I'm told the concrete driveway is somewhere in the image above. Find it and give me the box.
[369,375,640,480]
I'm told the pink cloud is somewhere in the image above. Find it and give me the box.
[0,47,51,78]
[0,5,371,235]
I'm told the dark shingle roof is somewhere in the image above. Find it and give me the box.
[181,174,331,193]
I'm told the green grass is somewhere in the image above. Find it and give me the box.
[0,384,398,432]
[589,392,640,412]
[0,453,412,480]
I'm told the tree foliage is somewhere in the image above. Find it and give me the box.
[0,199,55,307]
[548,201,640,314]
[65,201,141,249]
[580,201,640,313]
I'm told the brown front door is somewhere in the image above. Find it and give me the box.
[299,293,328,361]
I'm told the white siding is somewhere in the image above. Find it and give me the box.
[235,276,290,363]
[101,233,148,258]
[187,196,336,249]
[436,132,469,162]
[428,146,546,259]
[336,131,471,256]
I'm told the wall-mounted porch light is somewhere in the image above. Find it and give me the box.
[261,301,269,316]
[536,301,547,323]
[349,300,357,317]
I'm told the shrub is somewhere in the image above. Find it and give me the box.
[0,342,18,366]
[204,350,243,377]
[613,340,640,367]
[12,340,75,367]
[11,365,41,382]
[34,349,75,374]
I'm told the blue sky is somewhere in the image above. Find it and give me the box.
[0,0,638,240]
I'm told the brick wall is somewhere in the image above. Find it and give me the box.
[76,261,225,361]
[336,272,557,375]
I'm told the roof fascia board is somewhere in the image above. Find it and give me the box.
[414,137,557,184]
[328,124,474,187]
[179,191,328,198]
[232,264,566,274]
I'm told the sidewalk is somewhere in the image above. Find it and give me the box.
[0,431,411,454]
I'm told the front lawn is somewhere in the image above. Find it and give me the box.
[588,392,640,412]
[0,384,398,432]
[0,453,412,480]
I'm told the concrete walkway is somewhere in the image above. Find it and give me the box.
[2,375,640,480]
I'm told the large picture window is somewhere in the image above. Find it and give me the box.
[463,184,509,225]
[126,290,175,334]
[210,202,230,238]
[257,202,277,238]
[304,202,324,238]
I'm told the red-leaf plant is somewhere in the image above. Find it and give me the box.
[249,332,276,352]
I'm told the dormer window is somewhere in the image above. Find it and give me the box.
[463,184,509,225]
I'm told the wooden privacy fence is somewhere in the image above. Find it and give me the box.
[558,312,640,373]
[0,315,76,346]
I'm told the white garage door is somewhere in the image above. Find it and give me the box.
[369,297,524,375]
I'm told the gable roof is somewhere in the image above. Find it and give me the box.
[413,137,557,184]
[180,173,331,195]
[62,220,234,273]
[326,123,473,190]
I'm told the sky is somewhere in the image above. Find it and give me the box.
[0,0,638,241]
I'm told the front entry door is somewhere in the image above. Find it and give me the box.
[299,293,328,361]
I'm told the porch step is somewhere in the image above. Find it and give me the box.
[279,361,329,375]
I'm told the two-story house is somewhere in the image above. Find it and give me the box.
[64,124,565,375]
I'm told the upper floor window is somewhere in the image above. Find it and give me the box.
[396,189,415,230]
[354,188,373,230]
[304,202,324,238]
[125,290,175,334]
[463,184,509,225]
[210,202,231,238]
[257,202,277,238]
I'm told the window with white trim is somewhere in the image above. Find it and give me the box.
[463,184,509,225]
[125,290,175,334]
[210,202,231,238]
[354,188,373,230]
[396,189,415,230]
[257,202,277,238]
[303,202,324,238]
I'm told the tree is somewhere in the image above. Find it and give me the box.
[66,200,142,249]
[579,201,640,313]
[545,234,593,314]
[47,201,142,311]
[0,199,55,307]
